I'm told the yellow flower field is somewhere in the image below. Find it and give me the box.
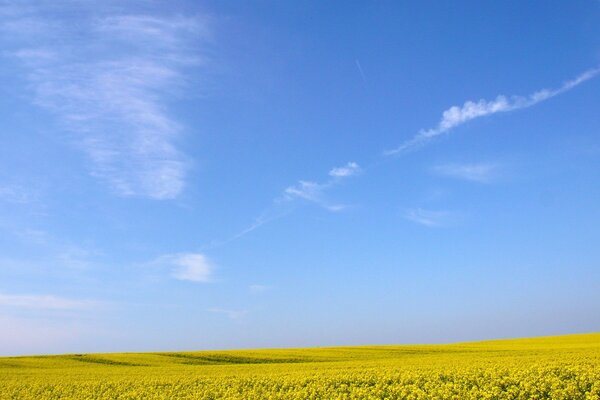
[1,333,600,399]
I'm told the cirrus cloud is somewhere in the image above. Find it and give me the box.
[1,2,210,199]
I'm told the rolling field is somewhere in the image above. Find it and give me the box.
[1,333,600,399]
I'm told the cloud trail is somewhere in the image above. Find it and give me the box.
[283,180,346,212]
[385,67,600,155]
[355,59,367,85]
[202,161,361,249]
[281,161,361,212]
[402,208,451,227]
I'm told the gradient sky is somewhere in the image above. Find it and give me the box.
[1,1,600,356]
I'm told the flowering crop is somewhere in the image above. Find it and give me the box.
[1,333,599,399]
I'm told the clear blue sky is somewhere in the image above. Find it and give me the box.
[1,1,600,356]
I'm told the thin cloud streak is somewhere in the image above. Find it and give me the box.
[355,59,367,85]
[202,161,361,249]
[386,67,600,155]
[200,208,292,251]
[228,67,598,242]
[283,180,346,212]
[1,4,209,199]
[284,161,361,211]
[402,208,451,227]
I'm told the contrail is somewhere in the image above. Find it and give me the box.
[385,67,600,156]
[355,59,367,85]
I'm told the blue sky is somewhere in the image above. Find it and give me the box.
[1,1,600,356]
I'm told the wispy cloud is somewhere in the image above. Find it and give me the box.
[329,161,361,178]
[154,252,214,283]
[283,161,361,212]
[402,208,451,227]
[200,209,292,251]
[386,67,600,155]
[0,293,96,310]
[283,181,346,212]
[1,3,209,199]
[432,163,498,183]
[203,161,362,249]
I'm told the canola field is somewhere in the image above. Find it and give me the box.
[1,333,600,399]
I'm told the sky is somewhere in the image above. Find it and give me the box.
[1,1,600,356]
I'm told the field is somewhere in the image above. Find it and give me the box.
[1,333,600,399]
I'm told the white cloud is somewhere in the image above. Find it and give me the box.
[284,180,324,203]
[0,293,95,310]
[214,161,362,247]
[386,67,600,155]
[1,4,210,199]
[156,252,214,283]
[329,162,361,178]
[283,161,361,212]
[284,181,346,212]
[432,163,497,183]
[95,14,210,47]
[402,208,450,227]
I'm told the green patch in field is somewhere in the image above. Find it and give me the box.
[157,352,322,365]
[65,355,145,367]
